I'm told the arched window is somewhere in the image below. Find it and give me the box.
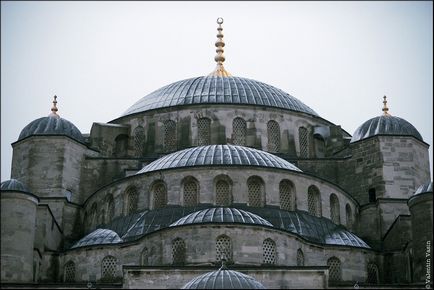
[172,238,186,265]
[141,247,149,266]
[89,202,98,228]
[327,257,342,282]
[64,261,75,282]
[296,249,304,266]
[280,179,295,211]
[216,235,232,263]
[267,120,280,153]
[345,204,353,228]
[262,238,277,265]
[299,127,309,158]
[313,135,326,158]
[247,176,265,207]
[152,182,167,209]
[106,195,115,224]
[133,126,145,157]
[163,120,177,152]
[330,194,340,224]
[125,187,138,215]
[368,188,376,203]
[197,117,211,146]
[215,179,231,206]
[183,178,198,207]
[367,263,379,284]
[307,186,321,217]
[232,117,247,146]
[114,134,129,157]
[101,256,117,281]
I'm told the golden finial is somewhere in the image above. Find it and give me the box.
[209,17,231,77]
[382,95,390,116]
[49,95,60,118]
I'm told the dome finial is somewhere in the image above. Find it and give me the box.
[209,17,231,77]
[220,257,228,270]
[382,95,390,116]
[49,95,60,118]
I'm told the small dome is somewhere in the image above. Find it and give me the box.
[414,182,433,195]
[170,207,273,227]
[1,179,29,192]
[137,145,301,174]
[182,266,266,289]
[18,116,85,143]
[119,76,318,119]
[71,229,122,249]
[351,115,423,143]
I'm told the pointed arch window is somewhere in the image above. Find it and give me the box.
[106,194,115,224]
[307,186,321,217]
[267,120,280,152]
[345,204,353,228]
[215,179,231,206]
[296,249,305,266]
[367,263,379,284]
[133,126,145,157]
[280,179,295,211]
[299,127,309,158]
[64,261,75,282]
[232,117,247,146]
[141,247,149,266]
[183,178,198,207]
[330,194,340,224]
[262,238,277,265]
[172,238,186,265]
[125,187,138,215]
[101,256,117,282]
[247,176,265,207]
[163,120,177,152]
[197,117,211,146]
[327,257,342,282]
[152,182,167,209]
[216,235,232,263]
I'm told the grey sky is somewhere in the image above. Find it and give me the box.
[1,1,433,182]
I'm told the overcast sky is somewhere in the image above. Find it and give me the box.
[1,1,433,182]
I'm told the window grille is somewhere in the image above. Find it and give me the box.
[367,263,379,284]
[216,235,232,262]
[216,180,231,206]
[248,177,264,207]
[163,120,177,152]
[232,117,246,146]
[299,127,309,157]
[330,194,340,224]
[307,186,321,217]
[172,238,186,265]
[197,118,211,146]
[267,120,280,152]
[64,261,75,282]
[126,188,138,214]
[133,126,145,157]
[280,180,294,211]
[183,180,198,206]
[141,248,149,266]
[296,249,304,266]
[153,183,167,209]
[106,195,115,224]
[262,239,277,264]
[327,257,342,282]
[101,256,117,281]
[345,204,353,227]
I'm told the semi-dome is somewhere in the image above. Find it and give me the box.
[351,115,423,143]
[1,179,29,192]
[120,76,318,118]
[18,116,85,143]
[71,228,122,249]
[414,182,433,195]
[137,145,302,174]
[182,265,266,289]
[170,207,273,227]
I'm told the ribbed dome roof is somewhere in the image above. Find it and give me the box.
[170,208,273,227]
[121,76,318,117]
[1,179,29,192]
[18,116,85,143]
[71,229,122,249]
[137,145,301,174]
[414,182,433,195]
[351,115,423,143]
[182,266,266,289]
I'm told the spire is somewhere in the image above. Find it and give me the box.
[209,17,231,77]
[382,95,390,116]
[49,95,60,118]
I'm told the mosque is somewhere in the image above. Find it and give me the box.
[1,18,432,289]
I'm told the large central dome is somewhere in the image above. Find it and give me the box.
[121,76,319,117]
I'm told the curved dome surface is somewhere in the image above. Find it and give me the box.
[18,116,85,143]
[121,76,318,117]
[71,229,122,249]
[170,207,273,227]
[1,179,29,192]
[182,266,266,289]
[414,182,433,195]
[351,115,423,143]
[137,145,302,174]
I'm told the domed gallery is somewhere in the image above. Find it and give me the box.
[1,17,432,289]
